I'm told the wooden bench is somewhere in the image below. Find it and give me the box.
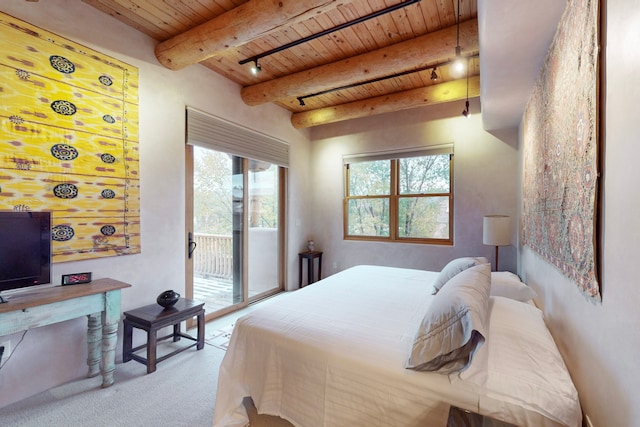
[122,298,204,373]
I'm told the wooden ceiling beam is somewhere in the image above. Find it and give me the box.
[241,19,478,106]
[290,76,480,128]
[155,0,351,70]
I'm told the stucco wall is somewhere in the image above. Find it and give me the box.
[0,0,311,407]
[308,99,520,275]
[519,1,640,426]
[4,2,636,425]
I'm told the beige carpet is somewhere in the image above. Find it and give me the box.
[0,340,221,426]
[205,322,235,351]
[0,333,295,426]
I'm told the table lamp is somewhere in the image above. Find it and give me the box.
[483,215,511,271]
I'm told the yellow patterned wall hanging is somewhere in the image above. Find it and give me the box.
[0,12,140,263]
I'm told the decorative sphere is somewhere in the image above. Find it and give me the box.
[157,290,180,308]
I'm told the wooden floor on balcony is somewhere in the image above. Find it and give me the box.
[194,276,280,315]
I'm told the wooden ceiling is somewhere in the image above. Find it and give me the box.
[82,0,479,128]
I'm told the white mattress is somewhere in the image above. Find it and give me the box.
[212,265,581,427]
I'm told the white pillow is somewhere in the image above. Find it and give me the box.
[432,256,488,294]
[491,271,537,302]
[406,263,491,374]
[477,297,581,427]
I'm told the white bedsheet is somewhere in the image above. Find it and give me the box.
[212,265,581,427]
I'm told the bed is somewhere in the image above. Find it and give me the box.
[212,262,582,427]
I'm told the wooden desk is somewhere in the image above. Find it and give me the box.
[0,278,131,388]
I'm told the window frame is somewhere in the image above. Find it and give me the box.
[343,146,454,245]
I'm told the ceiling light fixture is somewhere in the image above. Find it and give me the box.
[462,58,470,118]
[452,0,465,76]
[462,101,470,118]
[430,67,438,81]
[251,59,261,75]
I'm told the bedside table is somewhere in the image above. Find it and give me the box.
[298,250,323,287]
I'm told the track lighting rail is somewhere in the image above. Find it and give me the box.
[239,0,421,68]
[297,54,478,106]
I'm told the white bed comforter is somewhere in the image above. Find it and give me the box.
[212,265,581,427]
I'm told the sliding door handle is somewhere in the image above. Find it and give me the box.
[188,232,197,259]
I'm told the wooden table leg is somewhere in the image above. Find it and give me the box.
[100,290,121,388]
[197,310,205,350]
[122,319,133,363]
[87,314,102,378]
[173,322,181,342]
[147,328,157,373]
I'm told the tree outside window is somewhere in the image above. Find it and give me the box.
[194,148,279,235]
[344,150,453,244]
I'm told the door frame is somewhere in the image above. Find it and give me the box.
[185,145,287,323]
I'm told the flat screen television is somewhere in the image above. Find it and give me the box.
[0,211,52,303]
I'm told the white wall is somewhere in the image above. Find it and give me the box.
[8,3,634,424]
[308,98,520,275]
[519,1,640,426]
[0,0,311,407]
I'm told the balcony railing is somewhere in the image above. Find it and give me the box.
[193,233,233,280]
[192,229,280,313]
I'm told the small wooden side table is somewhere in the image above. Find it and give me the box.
[122,298,205,373]
[298,250,323,287]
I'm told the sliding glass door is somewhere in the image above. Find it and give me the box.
[186,145,283,320]
[247,160,281,299]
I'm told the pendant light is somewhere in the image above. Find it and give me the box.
[462,57,470,117]
[452,0,465,76]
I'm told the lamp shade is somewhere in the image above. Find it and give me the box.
[483,215,511,246]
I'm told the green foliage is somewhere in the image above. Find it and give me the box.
[399,155,450,194]
[249,163,278,228]
[398,196,449,238]
[347,198,389,236]
[193,147,279,235]
[194,147,234,235]
[348,161,390,196]
[347,155,451,239]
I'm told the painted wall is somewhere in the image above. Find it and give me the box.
[519,1,640,426]
[0,0,311,408]
[6,2,631,424]
[308,98,520,275]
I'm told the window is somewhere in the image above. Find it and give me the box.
[344,146,453,244]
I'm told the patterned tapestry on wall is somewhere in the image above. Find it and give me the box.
[522,0,601,301]
[0,12,140,263]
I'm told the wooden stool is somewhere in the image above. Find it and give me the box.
[122,298,204,373]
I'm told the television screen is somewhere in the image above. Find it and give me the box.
[0,211,52,295]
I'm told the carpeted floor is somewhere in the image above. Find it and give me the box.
[0,340,222,426]
[205,323,235,351]
[0,316,294,426]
